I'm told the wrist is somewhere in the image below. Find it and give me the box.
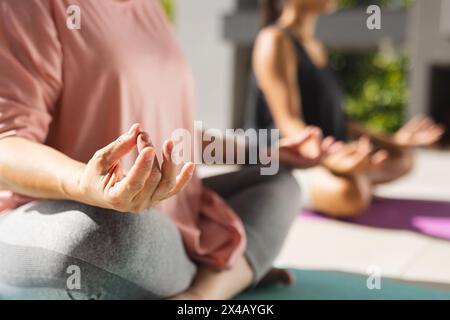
[60,161,86,202]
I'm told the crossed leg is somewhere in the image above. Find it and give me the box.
[173,166,301,299]
[306,142,414,218]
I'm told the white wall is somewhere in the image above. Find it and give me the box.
[175,0,236,130]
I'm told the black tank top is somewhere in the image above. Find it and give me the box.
[249,28,347,141]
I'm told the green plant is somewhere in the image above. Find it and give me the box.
[330,1,413,133]
[330,50,409,133]
[161,0,175,22]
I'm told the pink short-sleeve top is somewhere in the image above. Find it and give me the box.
[0,0,246,270]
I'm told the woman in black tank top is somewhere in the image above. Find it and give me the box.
[254,27,347,141]
[252,0,444,218]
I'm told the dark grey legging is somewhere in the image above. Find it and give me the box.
[0,166,300,300]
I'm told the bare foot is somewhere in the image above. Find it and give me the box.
[257,268,295,288]
[170,289,205,300]
[171,268,294,299]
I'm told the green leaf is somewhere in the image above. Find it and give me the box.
[161,0,175,23]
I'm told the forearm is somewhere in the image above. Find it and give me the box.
[0,137,84,201]
[275,117,307,138]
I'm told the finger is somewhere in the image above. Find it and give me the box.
[161,162,196,200]
[138,131,153,152]
[151,139,178,202]
[304,127,323,157]
[413,117,434,134]
[343,137,371,169]
[328,141,344,154]
[94,123,141,172]
[321,136,336,153]
[429,125,445,140]
[358,135,372,151]
[308,126,323,139]
[416,126,445,145]
[138,132,161,172]
[353,143,372,163]
[315,136,335,160]
[423,124,445,137]
[333,142,358,159]
[349,150,371,171]
[371,150,389,167]
[401,116,423,133]
[352,136,372,159]
[110,147,155,200]
[102,163,120,190]
[131,134,163,207]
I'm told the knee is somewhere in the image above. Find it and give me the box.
[275,168,302,209]
[327,177,371,218]
[396,151,415,177]
[56,203,196,298]
[0,201,196,299]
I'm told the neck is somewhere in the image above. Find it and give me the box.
[278,4,318,40]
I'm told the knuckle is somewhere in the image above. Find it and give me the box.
[93,151,109,168]
[106,194,124,208]
[116,136,126,144]
[93,150,103,159]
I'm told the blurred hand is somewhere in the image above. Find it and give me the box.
[322,136,388,175]
[393,116,444,148]
[277,127,341,169]
[75,124,195,213]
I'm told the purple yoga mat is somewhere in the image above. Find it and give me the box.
[301,198,450,240]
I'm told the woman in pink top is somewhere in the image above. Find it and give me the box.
[0,0,334,299]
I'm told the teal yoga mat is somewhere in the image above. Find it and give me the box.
[235,269,450,300]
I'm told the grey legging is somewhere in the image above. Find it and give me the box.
[0,166,300,300]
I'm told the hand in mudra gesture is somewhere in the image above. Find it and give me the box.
[75,124,195,213]
[322,136,388,176]
[393,116,444,148]
[277,127,342,169]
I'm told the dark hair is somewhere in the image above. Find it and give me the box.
[261,0,285,27]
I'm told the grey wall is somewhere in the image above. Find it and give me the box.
[175,0,237,130]
[174,0,450,130]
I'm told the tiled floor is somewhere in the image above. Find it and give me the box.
[198,149,450,286]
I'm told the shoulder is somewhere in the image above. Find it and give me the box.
[253,26,297,71]
[254,27,291,55]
